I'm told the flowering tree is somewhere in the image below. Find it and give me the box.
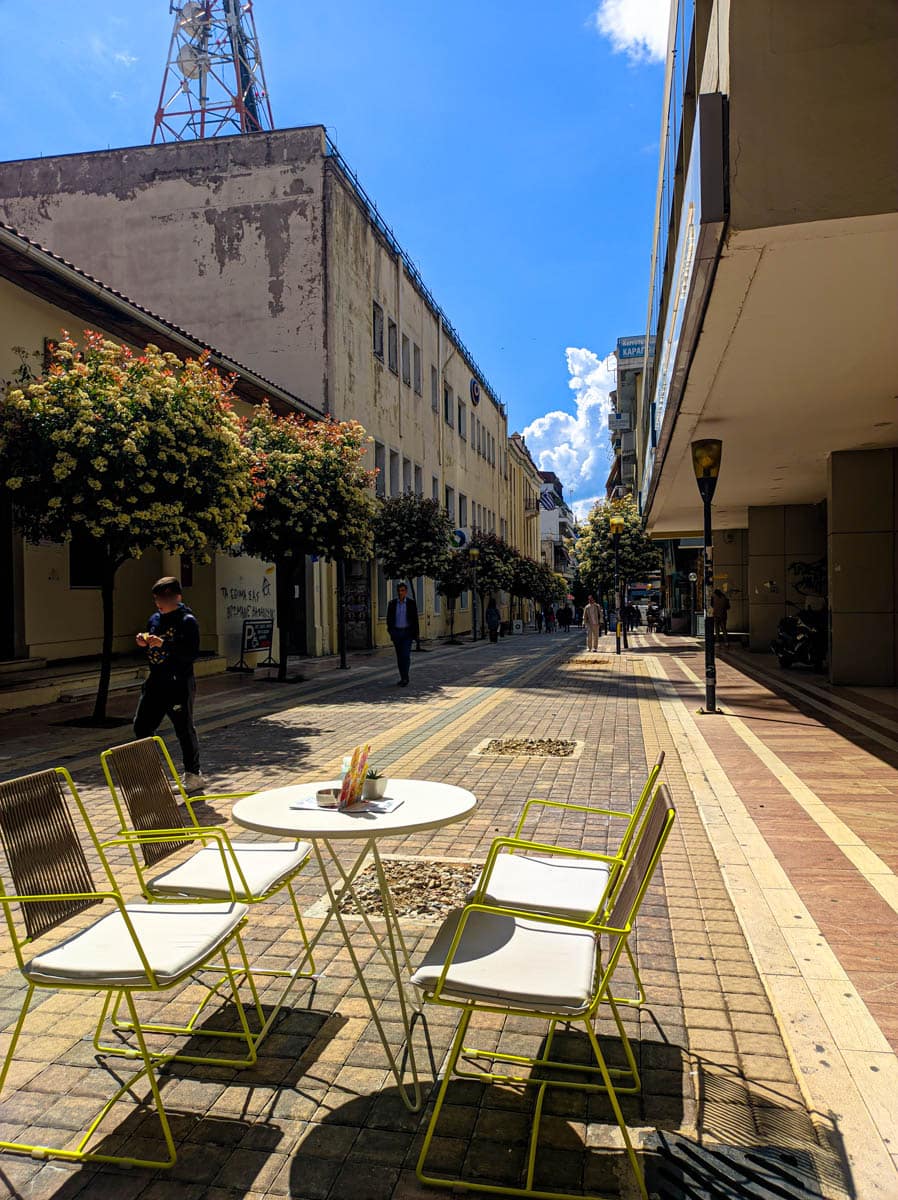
[576,496,660,600]
[470,531,515,636]
[242,405,376,680]
[435,551,472,643]
[533,561,568,610]
[0,332,255,721]
[373,494,452,648]
[510,553,542,621]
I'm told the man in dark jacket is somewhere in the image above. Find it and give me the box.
[386,583,419,687]
[134,576,204,788]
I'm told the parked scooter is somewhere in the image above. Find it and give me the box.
[771,603,827,670]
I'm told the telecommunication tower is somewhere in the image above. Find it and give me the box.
[152,1,274,143]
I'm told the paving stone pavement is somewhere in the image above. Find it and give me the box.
[0,630,890,1199]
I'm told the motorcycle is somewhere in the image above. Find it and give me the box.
[771,603,827,670]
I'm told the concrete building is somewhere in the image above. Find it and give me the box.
[538,471,574,580]
[0,221,318,686]
[606,336,652,499]
[0,127,509,653]
[637,0,898,684]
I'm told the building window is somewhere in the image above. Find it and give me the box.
[457,401,466,440]
[69,528,105,588]
[500,518,507,541]
[432,475,439,501]
[445,485,456,523]
[414,465,423,496]
[372,302,384,359]
[374,441,386,497]
[387,319,398,373]
[401,333,411,386]
[459,493,468,528]
[434,587,441,615]
[460,590,468,611]
[476,420,482,455]
[443,384,454,427]
[389,449,400,496]
[413,344,422,394]
[431,365,439,411]
[402,458,412,493]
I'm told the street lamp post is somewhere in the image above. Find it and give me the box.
[691,438,723,714]
[610,514,624,656]
[469,547,480,642]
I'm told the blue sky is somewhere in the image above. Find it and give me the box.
[0,0,667,516]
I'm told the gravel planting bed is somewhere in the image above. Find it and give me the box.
[338,857,481,921]
[482,736,578,757]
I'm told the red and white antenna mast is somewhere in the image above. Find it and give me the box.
[152,1,274,143]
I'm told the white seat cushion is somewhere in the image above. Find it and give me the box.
[467,853,611,921]
[25,902,249,988]
[411,908,598,1014]
[147,841,311,900]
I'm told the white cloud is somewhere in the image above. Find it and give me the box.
[113,51,138,67]
[522,347,616,508]
[571,496,603,523]
[593,0,669,64]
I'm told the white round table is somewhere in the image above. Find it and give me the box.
[232,778,477,1111]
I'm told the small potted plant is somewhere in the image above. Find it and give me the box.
[363,768,387,800]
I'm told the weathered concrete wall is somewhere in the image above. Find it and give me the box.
[0,127,329,408]
[728,1,898,231]
[324,167,509,644]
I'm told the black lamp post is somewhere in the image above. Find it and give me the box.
[691,438,723,714]
[610,514,624,656]
[469,547,480,642]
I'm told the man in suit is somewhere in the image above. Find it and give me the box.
[386,583,419,687]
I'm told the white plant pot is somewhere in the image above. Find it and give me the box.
[363,777,388,800]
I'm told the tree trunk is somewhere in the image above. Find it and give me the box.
[276,557,291,682]
[92,555,119,722]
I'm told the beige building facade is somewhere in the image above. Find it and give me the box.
[0,222,318,673]
[0,127,510,653]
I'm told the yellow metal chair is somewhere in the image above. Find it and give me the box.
[468,751,665,1006]
[412,784,676,1200]
[100,736,316,1053]
[0,768,256,1170]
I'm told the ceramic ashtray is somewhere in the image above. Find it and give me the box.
[316,788,340,809]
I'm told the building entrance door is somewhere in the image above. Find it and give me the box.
[345,561,372,651]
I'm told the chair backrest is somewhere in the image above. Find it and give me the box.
[0,770,101,943]
[607,782,675,935]
[102,738,186,867]
[616,750,665,861]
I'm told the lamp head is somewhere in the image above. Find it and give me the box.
[469,547,480,561]
[691,438,722,502]
[609,514,624,536]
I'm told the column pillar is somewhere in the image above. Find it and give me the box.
[748,504,826,653]
[828,448,897,685]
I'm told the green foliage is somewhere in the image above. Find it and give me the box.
[435,551,472,603]
[510,553,542,603]
[373,493,452,584]
[532,561,567,606]
[576,496,660,594]
[470,530,515,599]
[0,332,254,567]
[242,404,376,565]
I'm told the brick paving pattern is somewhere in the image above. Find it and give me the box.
[0,629,890,1198]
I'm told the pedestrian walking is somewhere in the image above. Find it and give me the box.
[386,583,419,686]
[485,597,501,643]
[545,606,556,634]
[134,576,204,790]
[583,594,602,652]
[535,608,544,633]
[712,588,731,645]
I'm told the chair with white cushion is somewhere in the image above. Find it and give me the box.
[0,767,256,1170]
[412,784,676,1200]
[101,736,315,1052]
[467,751,664,1005]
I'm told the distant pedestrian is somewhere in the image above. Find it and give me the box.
[712,589,731,645]
[134,576,204,790]
[485,598,501,643]
[545,606,556,634]
[387,583,419,686]
[535,608,544,633]
[583,594,602,652]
